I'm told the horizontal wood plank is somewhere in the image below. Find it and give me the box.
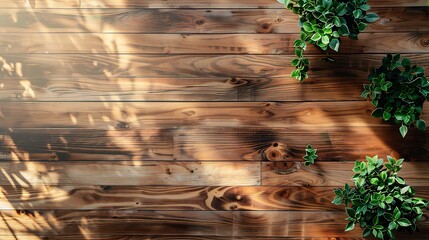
[262,162,429,187]
[0,8,427,33]
[0,161,261,186]
[1,102,429,161]
[1,185,427,211]
[0,101,390,128]
[172,127,429,161]
[0,77,370,102]
[0,54,429,80]
[29,237,405,240]
[0,0,427,8]
[0,210,427,238]
[1,126,429,161]
[2,33,428,54]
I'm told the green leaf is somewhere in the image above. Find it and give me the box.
[291,58,300,67]
[339,24,350,36]
[371,108,384,118]
[358,22,367,32]
[303,144,318,166]
[295,48,303,58]
[346,208,356,218]
[361,90,369,99]
[388,221,398,230]
[394,207,401,220]
[380,171,387,181]
[291,69,300,78]
[362,228,371,237]
[329,38,340,52]
[353,9,362,19]
[400,186,410,194]
[402,58,411,67]
[332,196,342,205]
[383,111,391,121]
[311,33,321,42]
[365,13,380,23]
[385,196,394,204]
[321,35,330,45]
[397,218,412,227]
[396,176,405,184]
[360,4,371,11]
[302,22,313,32]
[399,125,408,138]
[416,119,426,131]
[416,66,425,74]
[345,222,355,232]
[333,16,341,27]
[337,4,347,16]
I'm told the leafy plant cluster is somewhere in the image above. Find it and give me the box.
[362,54,429,138]
[277,0,379,81]
[303,144,318,166]
[333,156,428,239]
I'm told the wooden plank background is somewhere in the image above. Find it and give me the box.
[0,0,428,239]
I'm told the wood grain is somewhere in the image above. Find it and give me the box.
[0,101,391,128]
[0,186,339,211]
[0,161,261,186]
[0,210,427,237]
[0,8,427,33]
[28,236,411,240]
[0,77,369,102]
[0,0,427,8]
[262,162,429,187]
[1,102,429,161]
[1,185,428,211]
[2,32,428,54]
[1,126,429,161]
[1,54,429,80]
[233,211,429,238]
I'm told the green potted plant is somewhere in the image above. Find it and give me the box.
[333,155,428,239]
[362,54,429,137]
[277,0,380,81]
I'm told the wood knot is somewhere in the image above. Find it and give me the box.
[183,111,195,117]
[16,210,35,217]
[262,142,290,161]
[116,121,130,129]
[258,22,273,33]
[50,153,57,160]
[227,77,255,87]
[196,19,205,25]
[259,110,275,117]
[421,38,429,47]
[380,18,391,24]
[261,23,270,29]
[101,185,112,191]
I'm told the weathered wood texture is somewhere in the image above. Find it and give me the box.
[1,102,429,161]
[0,161,261,186]
[1,54,428,81]
[0,77,371,102]
[1,0,429,239]
[0,0,427,8]
[0,8,428,33]
[2,33,429,54]
[1,185,428,211]
[0,210,427,238]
